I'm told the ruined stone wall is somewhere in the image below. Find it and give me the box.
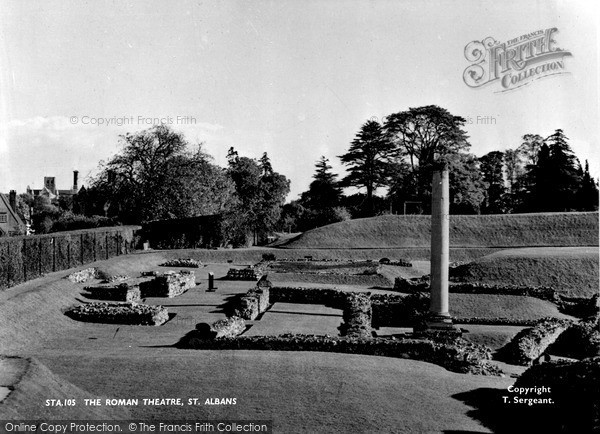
[65,302,169,326]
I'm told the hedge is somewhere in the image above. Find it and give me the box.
[0,226,140,291]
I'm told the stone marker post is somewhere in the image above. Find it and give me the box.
[427,167,458,331]
[208,272,215,291]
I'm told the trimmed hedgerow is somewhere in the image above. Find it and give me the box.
[69,233,83,267]
[0,226,139,291]
[55,233,71,271]
[22,238,41,281]
[106,230,118,258]
[0,241,10,289]
[95,232,108,261]
[39,236,54,274]
[5,238,24,287]
[81,232,95,263]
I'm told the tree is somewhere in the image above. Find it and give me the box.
[446,153,486,214]
[543,129,581,211]
[16,193,33,223]
[294,156,347,229]
[88,125,236,223]
[576,160,599,210]
[339,119,397,216]
[384,105,471,206]
[479,151,507,214]
[387,159,417,213]
[385,106,469,164]
[527,143,553,211]
[226,150,290,245]
[300,156,342,210]
[519,134,544,166]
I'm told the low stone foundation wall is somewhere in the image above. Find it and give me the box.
[393,277,597,318]
[340,292,372,338]
[501,318,573,365]
[177,332,500,375]
[84,282,141,302]
[140,271,196,297]
[371,293,428,327]
[394,277,557,300]
[234,295,260,320]
[224,268,260,281]
[453,317,538,326]
[186,317,246,342]
[67,268,98,283]
[558,294,599,318]
[551,315,600,359]
[65,302,169,325]
[159,258,201,268]
[248,287,270,313]
[270,286,347,308]
[379,258,412,267]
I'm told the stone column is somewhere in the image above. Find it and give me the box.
[427,167,456,330]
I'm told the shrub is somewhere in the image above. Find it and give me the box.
[51,212,120,232]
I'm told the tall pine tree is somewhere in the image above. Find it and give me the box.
[339,119,397,216]
[301,156,342,209]
[479,151,507,214]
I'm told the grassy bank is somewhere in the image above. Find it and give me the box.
[283,212,599,249]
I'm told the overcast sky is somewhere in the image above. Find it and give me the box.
[1,0,598,200]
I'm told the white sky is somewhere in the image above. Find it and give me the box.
[0,0,598,200]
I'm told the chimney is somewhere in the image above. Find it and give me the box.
[9,190,17,213]
[73,170,79,192]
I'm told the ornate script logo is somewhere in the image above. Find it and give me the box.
[463,28,572,92]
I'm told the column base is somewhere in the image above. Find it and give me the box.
[413,313,462,337]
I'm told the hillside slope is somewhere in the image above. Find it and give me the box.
[450,247,599,297]
[283,212,599,249]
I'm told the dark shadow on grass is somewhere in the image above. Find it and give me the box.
[162,313,177,325]
[451,388,523,434]
[442,431,488,434]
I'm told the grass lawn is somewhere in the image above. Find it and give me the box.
[33,350,513,433]
[245,303,343,336]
